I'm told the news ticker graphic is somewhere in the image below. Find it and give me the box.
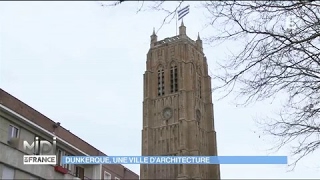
[62,156,287,165]
[23,155,287,165]
[23,155,57,165]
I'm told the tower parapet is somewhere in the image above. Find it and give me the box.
[196,32,203,51]
[150,21,201,48]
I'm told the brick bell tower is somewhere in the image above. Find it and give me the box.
[141,21,221,179]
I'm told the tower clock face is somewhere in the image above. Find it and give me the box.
[162,107,173,119]
[196,109,201,121]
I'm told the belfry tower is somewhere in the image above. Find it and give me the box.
[141,22,221,179]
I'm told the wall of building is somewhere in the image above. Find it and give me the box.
[0,143,75,179]
[0,108,100,179]
[0,163,39,179]
[0,88,139,179]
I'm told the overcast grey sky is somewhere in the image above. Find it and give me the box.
[0,1,319,178]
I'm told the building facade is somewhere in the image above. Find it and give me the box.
[141,22,221,179]
[0,89,139,179]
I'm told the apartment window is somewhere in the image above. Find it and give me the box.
[56,149,72,171]
[2,165,14,179]
[104,171,111,180]
[56,149,62,166]
[170,64,178,93]
[157,67,165,96]
[75,166,84,179]
[63,152,73,171]
[8,125,19,140]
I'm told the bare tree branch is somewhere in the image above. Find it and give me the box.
[107,0,320,168]
[102,1,184,33]
[205,1,320,168]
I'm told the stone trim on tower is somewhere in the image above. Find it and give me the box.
[157,65,165,96]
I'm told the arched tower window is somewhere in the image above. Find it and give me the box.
[158,66,165,96]
[170,62,178,93]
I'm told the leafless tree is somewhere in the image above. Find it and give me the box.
[202,1,320,169]
[106,1,320,168]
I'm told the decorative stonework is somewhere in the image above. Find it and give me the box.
[142,23,220,179]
